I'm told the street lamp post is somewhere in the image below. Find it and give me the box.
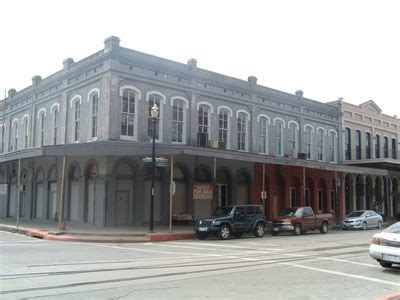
[149,103,159,232]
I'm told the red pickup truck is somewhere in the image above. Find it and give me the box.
[271,207,332,235]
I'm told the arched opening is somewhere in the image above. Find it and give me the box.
[305,178,314,210]
[193,165,212,219]
[216,168,232,207]
[235,170,251,205]
[289,176,301,207]
[317,178,328,213]
[374,177,383,216]
[113,160,135,226]
[171,165,188,217]
[84,161,98,225]
[18,170,28,218]
[67,163,81,222]
[355,175,364,210]
[34,169,46,219]
[392,178,399,220]
[345,174,354,214]
[47,166,58,221]
[8,168,18,218]
[143,166,163,224]
[274,175,286,217]
[365,176,373,210]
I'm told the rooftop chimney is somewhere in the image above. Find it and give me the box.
[187,58,197,70]
[338,97,344,102]
[104,36,120,53]
[248,76,257,87]
[63,58,74,71]
[295,90,303,98]
[32,75,42,87]
[8,88,16,98]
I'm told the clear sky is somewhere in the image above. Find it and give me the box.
[1,0,399,117]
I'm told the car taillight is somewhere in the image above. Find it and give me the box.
[371,237,388,245]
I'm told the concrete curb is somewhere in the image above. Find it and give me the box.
[0,224,195,243]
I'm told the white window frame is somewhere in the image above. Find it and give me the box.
[328,130,338,163]
[198,104,211,144]
[304,124,314,160]
[120,86,141,141]
[11,119,19,151]
[88,89,100,140]
[217,106,232,150]
[22,114,29,149]
[0,123,5,153]
[171,96,189,144]
[288,121,299,153]
[70,96,81,143]
[236,110,250,152]
[36,108,47,147]
[146,91,166,143]
[317,127,326,161]
[257,114,270,154]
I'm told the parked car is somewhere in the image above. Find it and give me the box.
[271,207,332,236]
[369,222,400,268]
[342,210,383,230]
[194,205,266,240]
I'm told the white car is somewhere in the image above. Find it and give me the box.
[369,222,400,268]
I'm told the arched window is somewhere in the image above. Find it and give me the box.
[121,89,137,138]
[218,109,229,149]
[36,111,46,147]
[91,92,99,139]
[383,137,389,158]
[344,128,351,160]
[289,122,299,153]
[305,126,313,159]
[392,138,397,159]
[0,123,4,153]
[317,128,325,161]
[329,131,337,163]
[275,120,283,156]
[366,132,371,159]
[237,112,248,151]
[259,117,268,154]
[375,134,380,158]
[73,100,80,142]
[23,116,29,149]
[355,130,361,160]
[12,120,18,151]
[198,105,210,146]
[147,93,162,141]
[52,108,59,145]
[172,98,186,143]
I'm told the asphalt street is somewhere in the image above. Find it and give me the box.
[1,229,399,299]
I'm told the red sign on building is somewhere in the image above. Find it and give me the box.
[193,184,213,200]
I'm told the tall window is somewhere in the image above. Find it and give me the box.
[198,105,209,146]
[317,129,324,161]
[237,112,247,151]
[218,110,229,149]
[275,120,283,156]
[305,126,312,159]
[375,134,380,158]
[91,93,99,139]
[392,138,397,159]
[121,89,136,137]
[290,188,296,207]
[366,132,371,159]
[305,189,311,207]
[52,108,59,145]
[172,99,185,143]
[0,125,4,153]
[344,128,351,160]
[73,101,80,142]
[259,117,268,154]
[23,117,29,149]
[289,123,297,152]
[318,190,323,211]
[12,121,18,151]
[329,131,336,163]
[383,137,389,158]
[355,130,361,160]
[148,94,161,141]
[39,113,45,146]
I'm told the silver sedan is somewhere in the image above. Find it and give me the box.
[342,210,383,230]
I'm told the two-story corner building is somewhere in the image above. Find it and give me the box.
[0,36,392,228]
[333,99,400,220]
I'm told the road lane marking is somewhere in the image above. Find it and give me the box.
[167,241,280,251]
[279,262,400,287]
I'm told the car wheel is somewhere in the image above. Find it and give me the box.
[196,232,208,240]
[379,261,392,268]
[271,231,279,236]
[218,225,231,240]
[233,232,243,238]
[320,222,328,234]
[254,223,265,238]
[362,222,367,230]
[293,224,302,236]
[377,221,382,229]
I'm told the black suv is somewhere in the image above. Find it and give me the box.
[194,205,266,240]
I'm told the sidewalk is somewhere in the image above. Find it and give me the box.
[0,218,195,243]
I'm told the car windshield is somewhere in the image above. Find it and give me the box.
[213,206,234,217]
[384,222,400,234]
[280,208,302,217]
[347,211,365,217]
